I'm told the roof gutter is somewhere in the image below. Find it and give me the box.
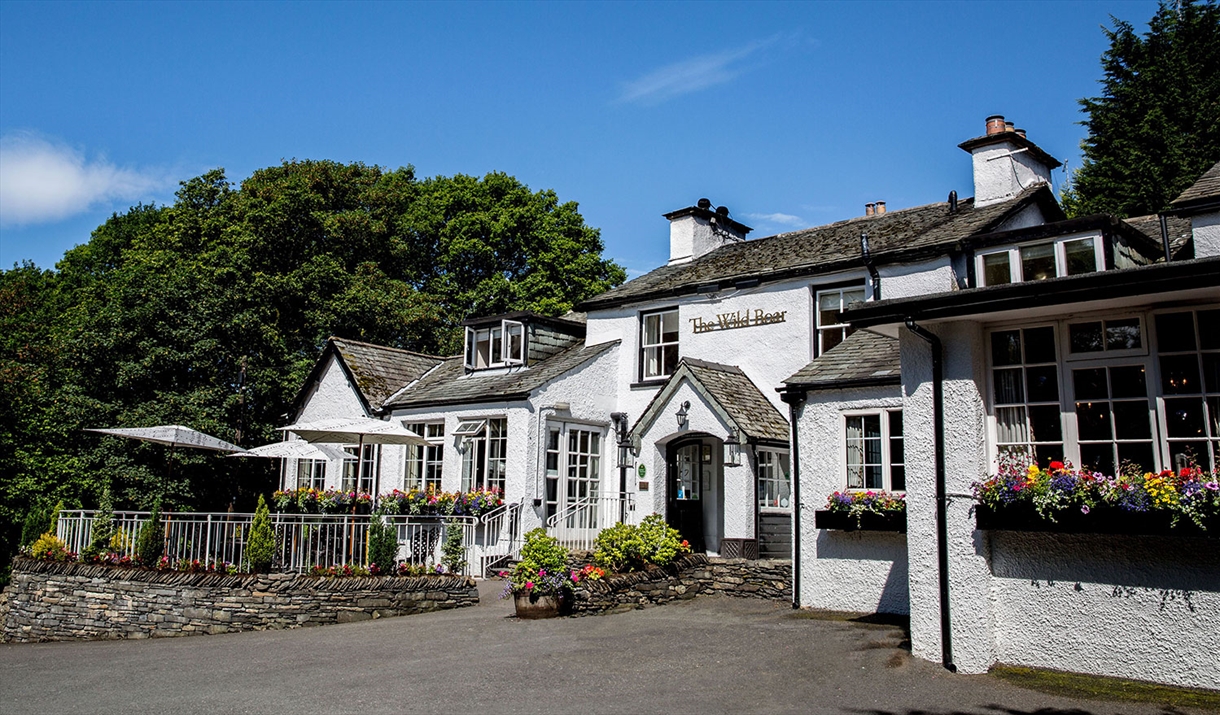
[903,318,955,673]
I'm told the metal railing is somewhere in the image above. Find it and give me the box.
[56,510,479,575]
[545,495,633,552]
[476,500,523,576]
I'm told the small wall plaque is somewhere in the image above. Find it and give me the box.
[638,481,650,491]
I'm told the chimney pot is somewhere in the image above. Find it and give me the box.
[1015,128,1026,138]
[865,203,875,216]
[1005,121,1016,133]
[986,115,1006,136]
[697,198,712,209]
[875,201,887,215]
[716,205,729,217]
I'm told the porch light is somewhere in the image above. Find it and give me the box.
[723,428,741,466]
[675,401,690,428]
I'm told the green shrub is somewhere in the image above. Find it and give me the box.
[246,494,276,573]
[441,520,466,574]
[508,528,571,595]
[29,532,72,561]
[82,487,116,563]
[593,513,689,572]
[366,511,399,573]
[19,502,52,548]
[135,502,164,568]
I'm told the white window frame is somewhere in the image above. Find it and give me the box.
[983,305,1220,476]
[815,285,867,356]
[543,422,604,522]
[403,421,445,491]
[639,308,679,381]
[756,448,791,511]
[976,233,1105,287]
[342,444,379,494]
[463,319,526,370]
[843,410,904,492]
[294,458,326,491]
[986,324,1066,467]
[1062,313,1148,361]
[461,417,507,493]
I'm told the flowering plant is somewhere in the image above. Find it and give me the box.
[271,488,374,514]
[309,563,372,577]
[26,532,75,562]
[824,490,906,527]
[502,528,578,598]
[973,453,1220,529]
[379,486,504,518]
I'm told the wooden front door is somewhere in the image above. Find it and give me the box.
[667,440,706,552]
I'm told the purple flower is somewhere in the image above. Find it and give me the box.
[1206,482,1219,491]
[1080,505,1090,515]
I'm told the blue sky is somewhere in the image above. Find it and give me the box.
[1,0,1160,276]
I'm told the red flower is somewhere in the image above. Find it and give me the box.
[1049,461,1064,470]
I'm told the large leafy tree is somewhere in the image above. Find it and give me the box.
[0,161,624,575]
[1061,0,1220,218]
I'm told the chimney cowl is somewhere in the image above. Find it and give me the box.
[875,201,887,215]
[865,203,875,216]
[986,115,1006,136]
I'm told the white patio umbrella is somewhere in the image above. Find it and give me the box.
[277,417,426,500]
[84,425,249,486]
[228,441,356,461]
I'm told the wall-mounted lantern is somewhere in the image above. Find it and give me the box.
[723,428,741,466]
[675,401,690,428]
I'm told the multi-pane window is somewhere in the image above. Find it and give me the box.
[977,236,1102,286]
[295,458,326,490]
[816,287,866,355]
[342,444,378,494]
[845,410,904,491]
[1072,364,1155,475]
[404,422,444,491]
[986,307,1220,476]
[544,425,602,521]
[640,309,679,380]
[463,320,525,369]
[461,418,507,492]
[990,326,1063,466]
[756,449,791,509]
[1156,309,1220,471]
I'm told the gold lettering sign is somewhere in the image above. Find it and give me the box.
[689,309,787,334]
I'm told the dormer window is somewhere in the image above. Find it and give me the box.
[464,319,525,369]
[977,236,1102,287]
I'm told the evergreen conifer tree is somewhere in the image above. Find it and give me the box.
[135,501,164,567]
[366,511,399,574]
[246,494,275,573]
[441,520,466,574]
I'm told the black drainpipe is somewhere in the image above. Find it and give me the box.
[861,231,880,300]
[904,318,956,673]
[1159,214,1173,263]
[779,387,807,609]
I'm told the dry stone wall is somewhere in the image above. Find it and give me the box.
[572,554,791,615]
[1,558,479,643]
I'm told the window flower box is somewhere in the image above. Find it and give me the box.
[974,503,1217,538]
[814,509,907,533]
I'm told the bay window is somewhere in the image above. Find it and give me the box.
[986,306,1220,474]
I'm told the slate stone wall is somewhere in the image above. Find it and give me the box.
[572,554,791,615]
[1,558,479,643]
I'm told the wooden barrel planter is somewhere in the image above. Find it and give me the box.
[513,591,571,619]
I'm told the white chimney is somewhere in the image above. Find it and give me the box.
[664,199,751,265]
[960,115,1062,207]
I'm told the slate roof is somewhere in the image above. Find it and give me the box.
[630,358,789,444]
[783,330,901,389]
[330,338,444,409]
[1171,160,1220,210]
[384,340,620,409]
[578,186,1060,311]
[1123,213,1194,260]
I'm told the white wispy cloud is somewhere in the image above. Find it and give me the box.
[744,211,805,227]
[0,133,171,226]
[617,36,786,106]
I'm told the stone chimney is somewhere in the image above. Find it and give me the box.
[664,198,752,265]
[959,115,1062,207]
